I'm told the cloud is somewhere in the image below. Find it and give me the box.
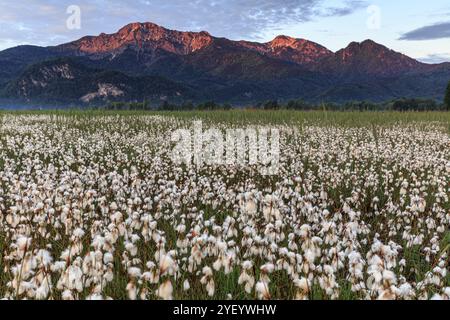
[318,0,367,17]
[399,22,450,40]
[0,0,366,50]
[101,0,367,39]
[418,53,450,64]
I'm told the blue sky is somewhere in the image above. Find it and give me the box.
[1,0,450,63]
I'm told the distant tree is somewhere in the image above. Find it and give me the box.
[263,100,280,110]
[197,101,219,110]
[255,102,263,109]
[206,101,218,110]
[445,81,450,111]
[286,100,296,110]
[143,98,150,110]
[159,101,174,111]
[181,101,195,110]
[392,98,438,112]
[222,103,232,110]
[286,99,310,110]
[129,102,138,110]
[109,102,126,110]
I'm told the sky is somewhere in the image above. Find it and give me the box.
[1,0,450,63]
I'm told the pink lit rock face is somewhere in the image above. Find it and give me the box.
[56,22,437,78]
[268,36,334,65]
[239,35,333,65]
[58,22,214,56]
[60,22,333,67]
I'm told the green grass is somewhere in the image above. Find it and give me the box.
[1,109,450,127]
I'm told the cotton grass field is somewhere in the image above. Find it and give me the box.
[0,110,449,300]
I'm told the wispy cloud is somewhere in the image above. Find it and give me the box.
[0,0,366,50]
[318,0,367,17]
[399,21,450,40]
[417,53,450,63]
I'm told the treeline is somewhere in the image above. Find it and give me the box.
[255,98,447,111]
[103,100,233,111]
[101,97,449,111]
[105,100,151,111]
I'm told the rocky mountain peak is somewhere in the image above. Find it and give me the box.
[269,35,300,48]
[63,22,214,55]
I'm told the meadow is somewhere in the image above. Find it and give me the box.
[0,110,449,300]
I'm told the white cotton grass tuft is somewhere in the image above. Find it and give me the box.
[255,281,271,300]
[157,280,173,300]
[183,279,190,291]
[0,115,448,301]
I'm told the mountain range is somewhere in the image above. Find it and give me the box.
[1,21,449,107]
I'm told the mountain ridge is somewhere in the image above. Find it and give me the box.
[1,21,449,106]
[1,57,196,105]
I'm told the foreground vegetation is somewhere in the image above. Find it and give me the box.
[0,111,448,300]
[3,109,450,126]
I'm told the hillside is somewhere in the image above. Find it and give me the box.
[1,57,196,106]
[0,21,449,106]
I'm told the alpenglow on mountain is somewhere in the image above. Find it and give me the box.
[0,22,449,106]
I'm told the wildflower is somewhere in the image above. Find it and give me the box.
[255,281,270,300]
[183,280,190,291]
[157,280,173,300]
